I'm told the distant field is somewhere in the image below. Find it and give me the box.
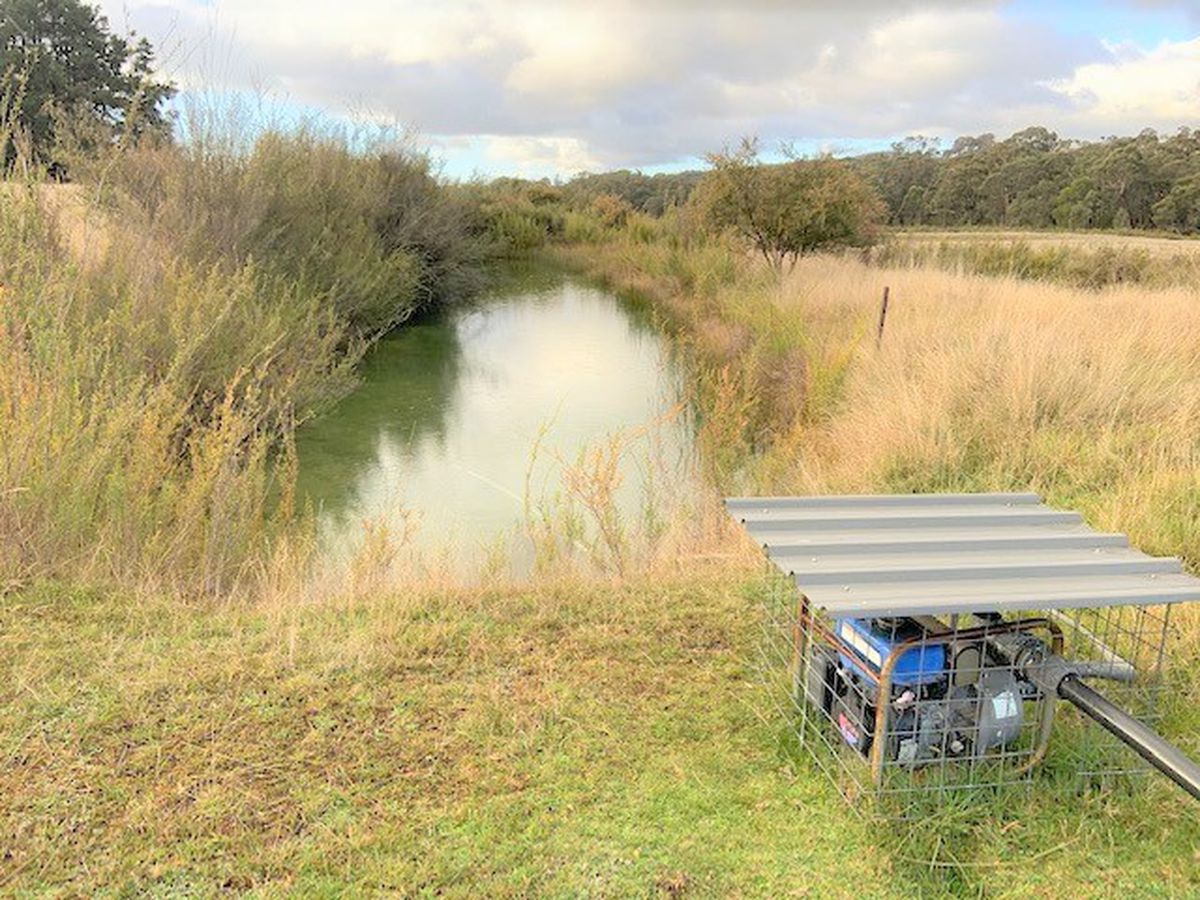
[864,227,1200,290]
[890,227,1200,256]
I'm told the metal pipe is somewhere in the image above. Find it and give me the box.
[1057,674,1200,803]
[1070,660,1136,683]
[1046,608,1135,677]
[983,620,1200,799]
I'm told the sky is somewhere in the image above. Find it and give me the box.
[96,0,1200,179]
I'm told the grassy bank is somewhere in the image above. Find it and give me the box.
[4,576,1198,896]
[555,230,1200,571]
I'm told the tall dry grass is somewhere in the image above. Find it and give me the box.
[560,228,1200,578]
[777,255,1200,565]
[515,404,742,582]
[0,186,321,593]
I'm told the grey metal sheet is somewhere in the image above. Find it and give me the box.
[736,507,1083,531]
[726,492,1200,617]
[725,492,1043,511]
[772,548,1179,578]
[764,533,1131,557]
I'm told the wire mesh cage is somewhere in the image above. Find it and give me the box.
[735,493,1198,817]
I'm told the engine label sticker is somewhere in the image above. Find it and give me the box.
[839,622,882,668]
[992,690,1019,720]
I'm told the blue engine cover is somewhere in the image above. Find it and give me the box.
[835,618,946,686]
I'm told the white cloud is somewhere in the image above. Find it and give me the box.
[504,7,662,102]
[95,1,1200,175]
[1047,37,1200,128]
[135,0,490,65]
[481,135,603,177]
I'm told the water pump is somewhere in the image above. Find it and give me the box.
[805,616,1028,766]
[727,491,1200,809]
[802,611,1200,800]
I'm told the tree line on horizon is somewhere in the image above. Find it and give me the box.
[5,2,1196,240]
[561,126,1200,235]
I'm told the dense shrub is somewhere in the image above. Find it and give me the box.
[562,210,605,243]
[590,193,634,229]
[80,126,484,334]
[470,181,570,255]
[692,140,886,272]
[1,122,490,594]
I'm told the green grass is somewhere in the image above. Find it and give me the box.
[3,577,1198,897]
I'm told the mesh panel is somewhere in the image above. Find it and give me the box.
[754,567,1173,818]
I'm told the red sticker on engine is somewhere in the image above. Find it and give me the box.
[838,712,859,746]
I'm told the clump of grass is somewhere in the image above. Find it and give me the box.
[519,406,735,581]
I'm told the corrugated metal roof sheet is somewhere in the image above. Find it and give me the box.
[726,492,1200,617]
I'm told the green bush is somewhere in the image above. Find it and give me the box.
[1,121,490,595]
[692,140,886,272]
[483,199,567,254]
[80,125,484,333]
[590,192,634,229]
[562,210,605,243]
[625,213,659,245]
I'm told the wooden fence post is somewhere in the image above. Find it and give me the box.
[876,286,890,348]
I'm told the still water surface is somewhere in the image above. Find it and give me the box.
[295,265,692,570]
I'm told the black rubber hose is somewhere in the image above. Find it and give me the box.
[1058,674,1200,802]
